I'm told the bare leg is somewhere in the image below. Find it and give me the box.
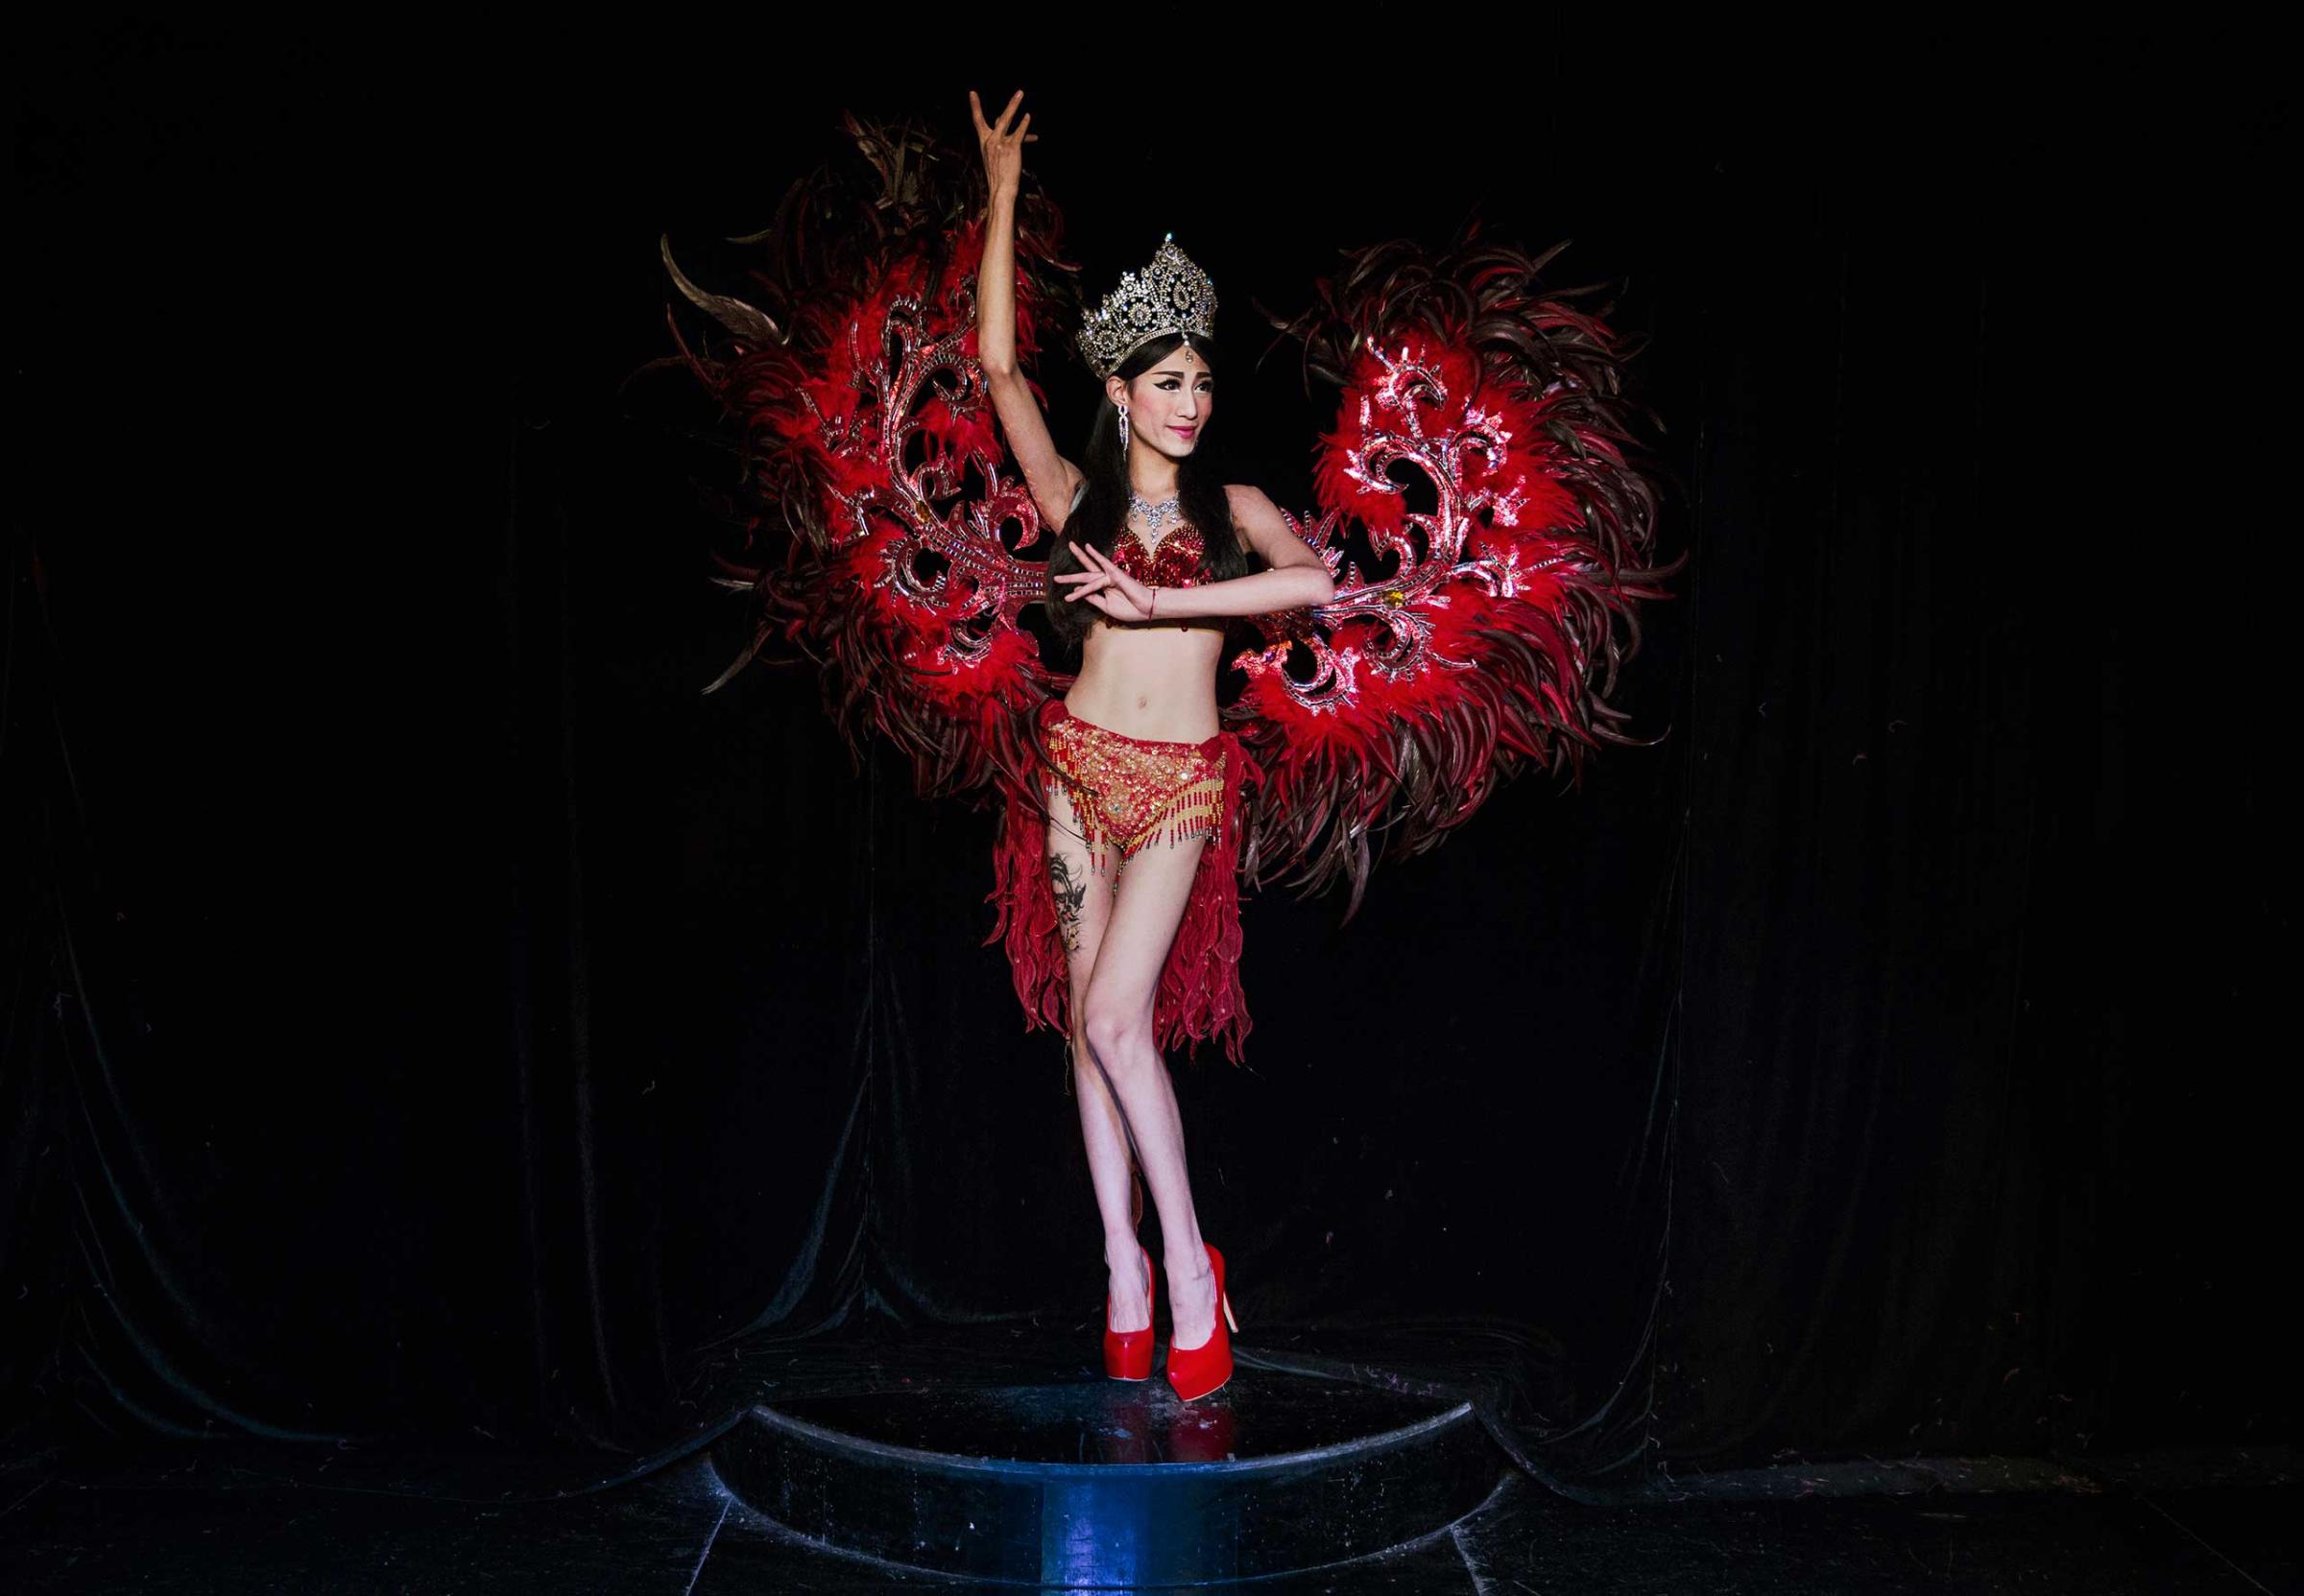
[1044,788,1148,1332]
[1078,833,1219,1353]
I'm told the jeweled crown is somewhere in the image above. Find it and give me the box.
[1078,234,1217,378]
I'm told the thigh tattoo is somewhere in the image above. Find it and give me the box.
[1048,851,1089,953]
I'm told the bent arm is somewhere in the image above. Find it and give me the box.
[1153,564,1335,619]
[975,187,1081,529]
[1151,483,1335,618]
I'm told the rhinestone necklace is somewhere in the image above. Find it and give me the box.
[1128,490,1184,545]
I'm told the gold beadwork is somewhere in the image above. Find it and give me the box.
[1042,711,1228,876]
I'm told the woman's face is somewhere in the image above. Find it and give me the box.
[1111,342,1213,460]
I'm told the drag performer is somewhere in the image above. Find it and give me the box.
[657,89,1674,1404]
[971,89,1330,1402]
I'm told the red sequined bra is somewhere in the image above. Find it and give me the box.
[1111,524,1207,589]
[1108,525,1224,630]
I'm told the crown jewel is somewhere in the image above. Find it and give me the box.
[1078,233,1217,377]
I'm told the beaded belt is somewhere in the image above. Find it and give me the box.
[1040,702,1228,875]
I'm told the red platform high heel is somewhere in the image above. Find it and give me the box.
[1164,1242,1238,1402]
[1103,1242,1156,1381]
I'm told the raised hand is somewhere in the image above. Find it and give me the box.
[968,88,1037,200]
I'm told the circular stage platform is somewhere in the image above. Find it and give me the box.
[712,1359,1510,1584]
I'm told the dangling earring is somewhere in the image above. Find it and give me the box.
[1116,404,1130,451]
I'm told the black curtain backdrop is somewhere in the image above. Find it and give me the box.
[8,24,2293,1487]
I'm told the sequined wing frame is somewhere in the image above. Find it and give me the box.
[1233,233,1682,916]
[658,113,1081,802]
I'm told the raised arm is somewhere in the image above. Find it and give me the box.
[969,89,1083,533]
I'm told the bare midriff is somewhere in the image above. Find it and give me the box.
[1064,621,1226,744]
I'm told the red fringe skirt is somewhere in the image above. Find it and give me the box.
[985,699,1260,1064]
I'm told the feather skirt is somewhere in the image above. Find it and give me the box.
[985,701,1261,1065]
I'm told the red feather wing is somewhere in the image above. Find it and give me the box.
[1230,235,1683,916]
[662,114,1080,802]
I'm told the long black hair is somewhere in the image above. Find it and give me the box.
[1042,330,1259,652]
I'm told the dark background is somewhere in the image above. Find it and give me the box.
[7,23,2292,1486]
